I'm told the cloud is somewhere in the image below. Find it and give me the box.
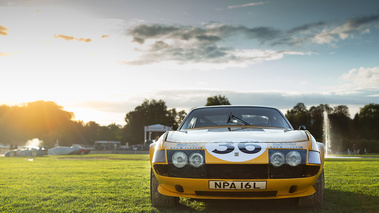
[280,13,379,46]
[54,34,92,42]
[0,25,8,36]
[124,23,297,66]
[287,22,326,34]
[124,12,379,66]
[128,24,281,44]
[128,13,379,48]
[228,2,265,9]
[69,85,379,125]
[329,14,379,40]
[342,67,379,90]
[121,45,309,67]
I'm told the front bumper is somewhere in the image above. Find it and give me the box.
[155,173,320,200]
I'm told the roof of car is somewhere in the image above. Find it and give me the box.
[192,105,278,110]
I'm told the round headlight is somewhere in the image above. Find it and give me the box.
[270,152,285,167]
[189,153,204,168]
[286,151,301,167]
[172,152,188,168]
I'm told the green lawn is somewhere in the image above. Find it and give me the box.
[0,154,378,213]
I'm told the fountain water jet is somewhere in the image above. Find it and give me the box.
[323,111,331,156]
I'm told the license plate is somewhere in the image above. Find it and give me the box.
[209,181,266,190]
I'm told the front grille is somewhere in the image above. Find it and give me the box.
[269,164,321,179]
[206,164,268,179]
[195,191,277,197]
[154,163,321,179]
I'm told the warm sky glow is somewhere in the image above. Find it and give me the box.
[1,0,378,125]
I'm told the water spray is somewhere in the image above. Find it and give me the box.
[323,111,331,156]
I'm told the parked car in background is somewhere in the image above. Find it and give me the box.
[150,106,325,207]
[5,146,45,157]
[48,145,90,155]
[131,144,144,151]
[144,140,155,150]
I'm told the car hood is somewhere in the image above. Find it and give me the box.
[167,128,308,143]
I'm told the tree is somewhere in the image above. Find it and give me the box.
[354,103,379,139]
[328,105,352,152]
[83,121,100,145]
[307,104,332,140]
[286,103,309,129]
[0,101,75,147]
[122,99,186,145]
[205,95,231,106]
[167,108,187,130]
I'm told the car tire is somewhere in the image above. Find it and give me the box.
[150,169,178,208]
[9,152,15,157]
[31,150,38,157]
[298,170,324,207]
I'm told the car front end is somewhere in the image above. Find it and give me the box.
[150,106,325,207]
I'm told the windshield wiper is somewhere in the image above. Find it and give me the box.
[226,112,251,125]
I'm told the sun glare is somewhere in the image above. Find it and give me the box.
[65,107,125,126]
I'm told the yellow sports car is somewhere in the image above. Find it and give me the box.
[150,106,324,207]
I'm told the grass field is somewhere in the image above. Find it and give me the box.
[0,154,378,213]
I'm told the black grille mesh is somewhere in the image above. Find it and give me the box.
[154,164,320,179]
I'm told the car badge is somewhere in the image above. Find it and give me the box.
[234,152,239,157]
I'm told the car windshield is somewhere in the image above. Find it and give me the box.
[179,107,292,130]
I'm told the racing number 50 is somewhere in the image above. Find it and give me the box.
[212,143,261,154]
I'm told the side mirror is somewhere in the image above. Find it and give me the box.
[298,125,307,130]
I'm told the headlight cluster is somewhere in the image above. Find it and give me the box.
[169,150,205,168]
[269,150,305,167]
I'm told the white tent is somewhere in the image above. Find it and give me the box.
[144,124,171,142]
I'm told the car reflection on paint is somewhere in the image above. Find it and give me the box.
[5,146,45,157]
[150,106,325,208]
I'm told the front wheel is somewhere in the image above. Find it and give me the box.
[298,170,324,207]
[150,169,178,208]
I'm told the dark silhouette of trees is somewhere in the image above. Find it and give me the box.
[205,95,231,106]
[122,99,187,145]
[307,104,332,140]
[0,101,73,147]
[286,102,379,153]
[1,100,378,152]
[286,103,309,130]
[351,104,379,152]
[0,101,123,147]
[354,103,379,139]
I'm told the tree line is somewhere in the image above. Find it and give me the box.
[0,101,124,147]
[0,100,186,148]
[0,97,378,153]
[286,103,379,153]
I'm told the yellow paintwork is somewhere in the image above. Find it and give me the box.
[157,175,319,199]
[150,130,324,200]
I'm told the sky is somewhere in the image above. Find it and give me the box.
[1,0,378,125]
